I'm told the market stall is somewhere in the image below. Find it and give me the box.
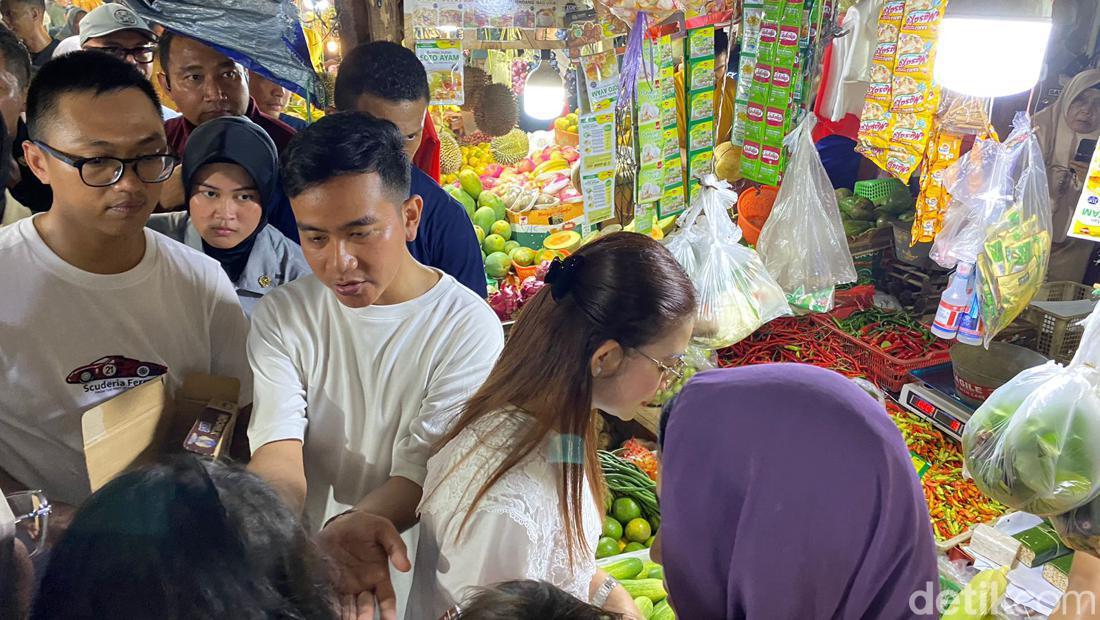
[392,0,1100,614]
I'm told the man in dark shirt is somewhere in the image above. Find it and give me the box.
[334,41,486,298]
[249,70,310,131]
[155,30,298,240]
[0,24,51,213]
[0,0,57,71]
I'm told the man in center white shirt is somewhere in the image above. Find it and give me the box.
[247,112,503,620]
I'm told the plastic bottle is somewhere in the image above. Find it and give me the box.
[931,262,973,340]
[956,289,984,346]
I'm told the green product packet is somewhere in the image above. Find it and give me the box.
[662,128,680,160]
[1014,522,1072,568]
[688,26,715,60]
[690,90,715,122]
[744,118,765,142]
[659,185,686,217]
[763,111,786,145]
[688,120,715,153]
[762,0,782,22]
[661,99,678,129]
[635,203,656,233]
[687,149,714,180]
[985,239,1007,276]
[781,3,803,26]
[637,165,664,204]
[740,157,761,182]
[688,180,702,205]
[689,58,716,92]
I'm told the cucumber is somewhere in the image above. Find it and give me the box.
[604,557,645,580]
[620,578,667,602]
[651,599,676,620]
[647,565,664,580]
[634,596,654,618]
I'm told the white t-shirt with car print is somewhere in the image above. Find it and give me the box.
[0,215,251,505]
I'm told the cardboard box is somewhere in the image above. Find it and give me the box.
[81,374,241,493]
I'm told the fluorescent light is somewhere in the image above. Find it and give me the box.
[933,17,1051,97]
[523,59,563,120]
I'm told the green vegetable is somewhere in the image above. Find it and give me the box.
[879,186,916,215]
[964,368,1100,516]
[838,196,874,220]
[599,451,660,523]
[634,596,654,617]
[651,599,676,620]
[620,578,667,602]
[835,187,853,200]
[604,557,645,580]
[647,564,665,580]
[843,220,874,237]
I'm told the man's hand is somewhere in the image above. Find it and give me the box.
[318,510,411,620]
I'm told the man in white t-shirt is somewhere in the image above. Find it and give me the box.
[0,53,251,523]
[247,112,503,619]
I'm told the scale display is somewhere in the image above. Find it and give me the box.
[899,382,973,442]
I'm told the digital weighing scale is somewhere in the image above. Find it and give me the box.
[898,363,976,442]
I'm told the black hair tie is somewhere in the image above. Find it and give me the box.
[544,255,585,301]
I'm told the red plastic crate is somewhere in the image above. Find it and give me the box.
[811,314,951,392]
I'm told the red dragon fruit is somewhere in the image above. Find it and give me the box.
[488,284,521,321]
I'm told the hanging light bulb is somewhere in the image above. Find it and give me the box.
[523,50,564,120]
[315,0,331,11]
[932,0,1052,98]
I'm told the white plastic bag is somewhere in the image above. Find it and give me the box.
[756,115,857,312]
[963,303,1100,516]
[930,114,1052,345]
[665,175,790,349]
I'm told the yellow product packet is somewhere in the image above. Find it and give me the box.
[913,127,963,243]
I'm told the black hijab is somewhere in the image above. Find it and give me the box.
[183,116,279,283]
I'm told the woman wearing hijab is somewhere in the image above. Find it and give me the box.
[1034,68,1100,283]
[149,116,309,317]
[655,364,939,619]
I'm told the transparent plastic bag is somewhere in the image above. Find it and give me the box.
[975,119,1052,345]
[650,346,715,406]
[756,115,857,312]
[963,303,1100,516]
[665,175,790,349]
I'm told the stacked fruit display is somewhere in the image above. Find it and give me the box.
[511,59,528,96]
[601,557,675,620]
[597,450,659,559]
[553,112,578,134]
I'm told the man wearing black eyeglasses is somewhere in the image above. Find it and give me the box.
[0,52,251,527]
[77,3,179,122]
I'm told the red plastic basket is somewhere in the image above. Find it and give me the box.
[811,314,951,392]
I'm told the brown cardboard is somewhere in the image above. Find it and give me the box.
[81,374,241,493]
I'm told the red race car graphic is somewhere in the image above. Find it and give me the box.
[66,356,168,384]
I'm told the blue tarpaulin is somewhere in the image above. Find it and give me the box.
[123,0,325,105]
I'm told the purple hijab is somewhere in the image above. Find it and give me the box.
[659,365,939,619]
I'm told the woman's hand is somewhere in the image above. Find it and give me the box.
[603,582,644,619]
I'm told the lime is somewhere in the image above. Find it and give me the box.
[596,537,620,559]
[612,497,642,524]
[624,542,646,553]
[602,518,623,540]
[625,518,652,543]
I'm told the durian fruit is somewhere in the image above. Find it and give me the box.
[475,83,519,137]
[440,132,462,175]
[463,66,491,110]
[490,129,530,165]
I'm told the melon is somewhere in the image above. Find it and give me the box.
[543,230,582,253]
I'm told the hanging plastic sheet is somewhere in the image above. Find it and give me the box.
[125,0,325,106]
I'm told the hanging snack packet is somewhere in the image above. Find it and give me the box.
[867,0,904,104]
[913,126,963,243]
[940,90,992,135]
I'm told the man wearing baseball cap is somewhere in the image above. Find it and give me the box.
[77,3,179,121]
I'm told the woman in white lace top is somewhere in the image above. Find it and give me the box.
[406,233,696,620]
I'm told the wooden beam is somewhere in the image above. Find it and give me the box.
[337,0,404,48]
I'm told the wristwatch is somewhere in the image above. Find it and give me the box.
[592,575,619,608]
